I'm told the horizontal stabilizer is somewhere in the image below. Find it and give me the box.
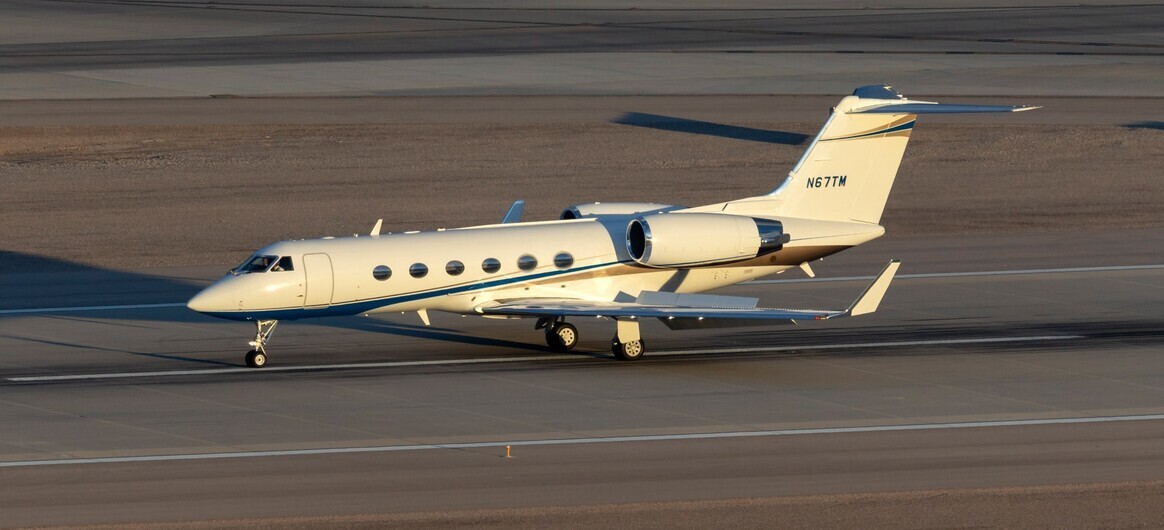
[852,103,1040,114]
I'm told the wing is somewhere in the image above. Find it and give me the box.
[476,260,900,329]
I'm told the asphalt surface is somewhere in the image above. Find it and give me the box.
[2,1,1161,97]
[2,231,1163,527]
[2,1,1164,528]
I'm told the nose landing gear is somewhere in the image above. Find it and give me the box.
[245,319,278,368]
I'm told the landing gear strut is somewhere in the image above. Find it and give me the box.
[539,317,579,352]
[245,319,278,368]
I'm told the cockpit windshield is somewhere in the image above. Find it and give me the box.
[233,255,278,274]
[232,255,295,275]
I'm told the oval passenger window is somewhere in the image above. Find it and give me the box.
[409,263,428,278]
[553,252,574,269]
[372,265,391,281]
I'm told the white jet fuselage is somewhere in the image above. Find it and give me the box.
[188,215,884,322]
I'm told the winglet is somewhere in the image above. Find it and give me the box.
[845,260,901,316]
[501,200,525,224]
[370,219,383,236]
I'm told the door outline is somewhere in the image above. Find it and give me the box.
[302,253,334,309]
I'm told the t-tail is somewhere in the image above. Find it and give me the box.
[727,85,1037,224]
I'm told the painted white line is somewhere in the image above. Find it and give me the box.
[1,412,1160,468]
[748,264,1164,284]
[6,335,1082,382]
[0,302,186,315]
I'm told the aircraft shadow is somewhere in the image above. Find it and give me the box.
[0,250,206,315]
[325,316,599,355]
[639,318,1163,365]
[613,112,809,145]
[1126,121,1164,131]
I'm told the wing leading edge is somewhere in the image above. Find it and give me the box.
[476,260,901,328]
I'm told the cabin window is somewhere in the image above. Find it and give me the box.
[409,263,428,278]
[517,254,537,271]
[273,256,294,272]
[446,260,465,276]
[482,258,501,274]
[372,265,391,281]
[235,255,278,274]
[553,252,574,269]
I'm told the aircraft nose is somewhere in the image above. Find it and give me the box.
[187,283,236,313]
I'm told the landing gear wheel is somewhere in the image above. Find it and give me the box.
[545,322,579,351]
[612,339,645,361]
[244,319,278,368]
[245,349,267,368]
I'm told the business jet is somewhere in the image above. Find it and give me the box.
[187,85,1036,367]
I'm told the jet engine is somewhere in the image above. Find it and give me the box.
[626,213,786,268]
[560,202,684,220]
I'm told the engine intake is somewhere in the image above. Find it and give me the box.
[626,213,786,268]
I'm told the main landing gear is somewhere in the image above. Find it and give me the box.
[611,337,645,361]
[610,318,645,361]
[536,316,646,360]
[245,319,278,368]
[538,317,579,352]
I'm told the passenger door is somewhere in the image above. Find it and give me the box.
[302,253,334,309]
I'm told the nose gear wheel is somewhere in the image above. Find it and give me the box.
[245,320,278,368]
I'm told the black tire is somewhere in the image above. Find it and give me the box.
[546,322,579,351]
[612,339,645,361]
[245,349,267,368]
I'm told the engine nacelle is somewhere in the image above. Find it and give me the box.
[626,213,786,268]
[561,202,684,220]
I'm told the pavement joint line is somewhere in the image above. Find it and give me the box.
[1,265,1159,315]
[6,335,1083,383]
[0,411,1158,468]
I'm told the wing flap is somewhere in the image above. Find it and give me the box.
[476,260,900,324]
[660,317,798,330]
[477,300,838,322]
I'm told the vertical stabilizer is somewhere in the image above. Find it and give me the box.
[767,85,1036,224]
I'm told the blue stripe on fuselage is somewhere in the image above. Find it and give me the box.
[197,260,627,321]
